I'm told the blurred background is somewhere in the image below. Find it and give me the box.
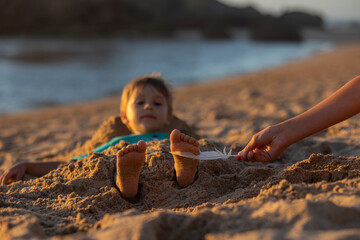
[0,0,359,114]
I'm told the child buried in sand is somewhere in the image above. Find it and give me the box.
[0,75,200,200]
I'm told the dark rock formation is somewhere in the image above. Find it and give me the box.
[0,0,322,39]
[0,0,149,36]
[250,18,302,42]
[0,0,264,38]
[279,11,323,29]
[199,22,232,39]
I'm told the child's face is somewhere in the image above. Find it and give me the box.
[121,85,171,134]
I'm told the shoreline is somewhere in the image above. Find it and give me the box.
[2,30,358,115]
[0,37,352,118]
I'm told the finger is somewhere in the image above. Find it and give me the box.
[238,136,259,159]
[265,145,284,162]
[247,151,254,161]
[239,150,248,161]
[243,150,251,161]
[254,148,272,162]
[0,174,8,185]
[15,172,23,182]
[235,151,243,160]
[2,173,13,185]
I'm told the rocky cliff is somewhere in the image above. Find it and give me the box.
[0,0,322,39]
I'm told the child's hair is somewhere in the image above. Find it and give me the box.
[120,73,173,116]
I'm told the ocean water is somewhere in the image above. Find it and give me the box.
[0,37,332,114]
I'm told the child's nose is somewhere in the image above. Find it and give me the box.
[144,103,153,110]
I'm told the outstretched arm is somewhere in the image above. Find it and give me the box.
[0,161,63,185]
[237,75,360,162]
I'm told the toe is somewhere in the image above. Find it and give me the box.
[133,144,139,151]
[118,149,126,156]
[138,140,146,152]
[117,150,125,161]
[170,129,181,143]
[189,137,199,146]
[127,145,135,151]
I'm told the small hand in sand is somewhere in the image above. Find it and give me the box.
[0,162,27,185]
[116,140,146,200]
[170,129,200,187]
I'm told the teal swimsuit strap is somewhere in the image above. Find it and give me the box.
[69,132,170,161]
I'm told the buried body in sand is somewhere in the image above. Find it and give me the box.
[1,52,360,239]
[0,75,201,200]
[0,74,213,238]
[116,129,199,199]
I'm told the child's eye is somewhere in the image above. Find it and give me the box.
[154,102,163,106]
[136,101,144,105]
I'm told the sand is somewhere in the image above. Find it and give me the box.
[1,42,360,239]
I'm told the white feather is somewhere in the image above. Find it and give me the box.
[171,148,237,161]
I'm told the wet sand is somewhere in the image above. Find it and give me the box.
[0,42,360,239]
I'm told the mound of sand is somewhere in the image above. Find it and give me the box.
[2,137,360,239]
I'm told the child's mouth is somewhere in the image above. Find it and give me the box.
[141,115,156,119]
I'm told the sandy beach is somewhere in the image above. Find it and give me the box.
[1,42,360,239]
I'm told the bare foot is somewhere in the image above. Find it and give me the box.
[170,129,200,187]
[116,140,146,199]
